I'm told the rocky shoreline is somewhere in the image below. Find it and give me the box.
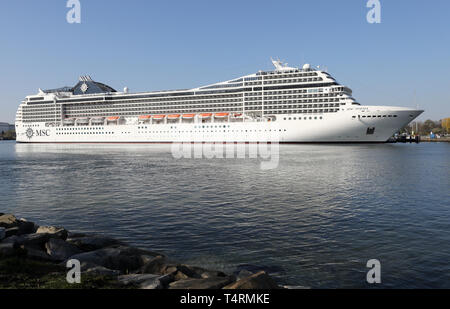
[0,213,282,289]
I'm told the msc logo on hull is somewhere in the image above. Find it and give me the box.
[25,128,34,139]
[25,128,50,139]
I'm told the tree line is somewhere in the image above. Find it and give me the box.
[0,130,16,140]
[401,119,449,136]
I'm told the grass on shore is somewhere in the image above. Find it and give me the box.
[0,257,131,289]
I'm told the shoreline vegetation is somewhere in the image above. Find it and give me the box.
[403,119,449,136]
[0,214,284,289]
[0,130,15,141]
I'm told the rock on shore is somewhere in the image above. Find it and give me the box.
[0,214,283,289]
[0,227,5,241]
[223,271,281,289]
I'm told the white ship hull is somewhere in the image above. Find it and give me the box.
[16,106,422,143]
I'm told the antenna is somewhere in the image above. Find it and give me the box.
[414,90,418,133]
[414,90,418,109]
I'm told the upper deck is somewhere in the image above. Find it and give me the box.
[17,59,356,125]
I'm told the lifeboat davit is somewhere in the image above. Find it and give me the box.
[107,116,120,121]
[214,113,229,118]
[199,113,212,119]
[182,114,195,119]
[167,114,180,120]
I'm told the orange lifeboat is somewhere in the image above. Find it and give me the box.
[232,113,243,118]
[199,113,212,119]
[167,114,181,120]
[139,115,151,119]
[182,114,195,119]
[214,112,229,118]
[152,114,165,120]
[107,116,119,121]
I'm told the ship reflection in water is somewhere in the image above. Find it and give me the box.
[1,141,449,288]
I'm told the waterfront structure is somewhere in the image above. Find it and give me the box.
[15,59,423,143]
[0,122,14,134]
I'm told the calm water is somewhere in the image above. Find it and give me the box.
[0,141,449,288]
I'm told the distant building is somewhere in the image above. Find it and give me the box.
[0,122,14,134]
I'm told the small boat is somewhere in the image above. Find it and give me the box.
[199,113,212,119]
[167,114,181,120]
[76,118,89,124]
[91,117,105,124]
[152,114,165,120]
[214,113,229,118]
[107,116,120,121]
[63,118,75,125]
[232,113,243,118]
[139,115,151,120]
[182,114,195,119]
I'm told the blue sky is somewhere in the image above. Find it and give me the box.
[0,0,449,123]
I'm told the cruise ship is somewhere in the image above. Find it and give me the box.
[15,59,423,143]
